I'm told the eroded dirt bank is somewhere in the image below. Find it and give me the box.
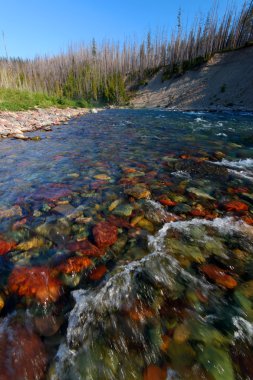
[131,46,253,111]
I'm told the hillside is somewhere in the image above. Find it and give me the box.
[131,46,253,111]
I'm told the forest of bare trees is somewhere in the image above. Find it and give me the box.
[0,1,252,104]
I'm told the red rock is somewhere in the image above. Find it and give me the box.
[228,187,249,194]
[67,240,105,257]
[57,256,93,274]
[224,200,249,212]
[162,181,173,186]
[34,184,72,202]
[191,208,206,217]
[93,221,118,248]
[200,264,237,289]
[107,215,131,228]
[143,365,167,380]
[8,266,62,303]
[89,265,107,281]
[119,177,138,185]
[0,322,47,380]
[158,196,177,207]
[0,239,16,255]
[12,218,27,230]
[243,216,253,225]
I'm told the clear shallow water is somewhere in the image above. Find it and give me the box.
[0,109,253,379]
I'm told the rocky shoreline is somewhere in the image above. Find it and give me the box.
[0,107,98,140]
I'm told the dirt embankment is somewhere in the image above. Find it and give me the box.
[131,46,253,111]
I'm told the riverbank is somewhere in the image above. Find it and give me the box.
[131,46,253,111]
[0,107,99,139]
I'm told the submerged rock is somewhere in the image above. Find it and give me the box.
[68,240,105,257]
[57,256,93,274]
[187,187,216,200]
[174,159,229,179]
[0,293,4,312]
[0,320,47,380]
[124,186,151,199]
[8,266,62,303]
[200,264,237,289]
[93,221,118,248]
[0,205,22,219]
[112,203,134,217]
[34,314,63,337]
[0,239,17,255]
[198,346,235,380]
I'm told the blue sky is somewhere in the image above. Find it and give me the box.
[0,0,245,59]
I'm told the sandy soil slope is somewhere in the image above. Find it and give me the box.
[131,46,253,111]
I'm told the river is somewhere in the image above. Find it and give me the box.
[0,109,253,380]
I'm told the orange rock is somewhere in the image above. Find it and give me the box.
[143,365,167,380]
[123,167,137,173]
[200,264,237,289]
[8,266,62,303]
[191,208,217,219]
[160,335,170,352]
[0,239,16,255]
[93,221,118,248]
[58,256,93,274]
[89,265,107,281]
[128,301,155,322]
[224,200,249,212]
[180,154,191,159]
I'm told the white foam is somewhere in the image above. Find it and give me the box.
[219,158,253,169]
[228,169,253,182]
[171,170,191,179]
[233,316,253,344]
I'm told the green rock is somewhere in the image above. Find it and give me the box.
[198,346,235,380]
[113,204,134,217]
[124,186,151,199]
[204,239,226,258]
[168,341,196,369]
[173,203,192,214]
[111,235,128,255]
[238,280,253,298]
[187,187,216,200]
[148,325,163,349]
[30,136,42,141]
[189,319,230,347]
[165,238,205,263]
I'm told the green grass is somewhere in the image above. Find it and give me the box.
[0,88,91,111]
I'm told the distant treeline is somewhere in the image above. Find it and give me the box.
[0,1,252,104]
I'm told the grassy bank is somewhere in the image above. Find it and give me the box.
[0,88,91,111]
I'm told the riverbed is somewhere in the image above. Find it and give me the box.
[0,109,253,380]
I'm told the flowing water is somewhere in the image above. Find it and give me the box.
[0,109,253,380]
